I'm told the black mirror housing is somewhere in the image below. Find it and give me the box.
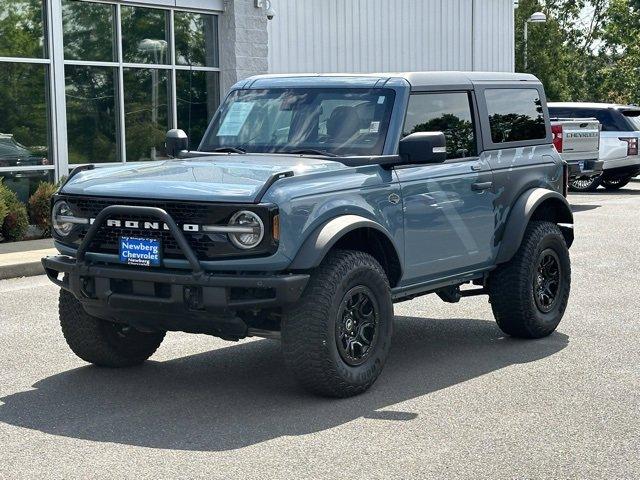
[166,129,189,158]
[398,132,447,165]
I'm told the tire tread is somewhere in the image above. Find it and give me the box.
[281,250,391,397]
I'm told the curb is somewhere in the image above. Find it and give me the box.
[0,260,47,281]
[0,248,57,281]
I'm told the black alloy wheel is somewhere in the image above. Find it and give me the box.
[335,286,379,366]
[570,176,601,192]
[533,249,562,314]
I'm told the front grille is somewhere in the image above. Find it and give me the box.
[61,196,277,261]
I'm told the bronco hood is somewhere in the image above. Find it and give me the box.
[61,155,345,203]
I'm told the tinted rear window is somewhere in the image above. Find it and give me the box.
[548,107,625,132]
[485,89,546,143]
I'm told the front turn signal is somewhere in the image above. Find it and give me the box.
[272,214,280,242]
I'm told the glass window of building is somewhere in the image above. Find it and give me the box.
[62,0,116,62]
[177,71,220,149]
[124,68,170,161]
[121,6,170,65]
[0,0,47,59]
[175,12,219,67]
[0,62,52,202]
[65,65,119,164]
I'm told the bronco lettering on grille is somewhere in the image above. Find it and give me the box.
[95,219,201,232]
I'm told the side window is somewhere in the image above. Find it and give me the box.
[403,92,477,160]
[485,88,546,143]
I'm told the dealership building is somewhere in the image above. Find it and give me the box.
[0,0,515,202]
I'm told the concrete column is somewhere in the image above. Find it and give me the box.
[219,0,269,97]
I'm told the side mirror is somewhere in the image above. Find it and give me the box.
[166,129,189,158]
[398,132,447,165]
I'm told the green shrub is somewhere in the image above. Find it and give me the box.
[28,181,58,235]
[0,182,29,242]
[0,195,7,226]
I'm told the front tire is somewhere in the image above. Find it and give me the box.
[59,289,165,367]
[281,250,393,397]
[601,175,632,190]
[488,221,571,339]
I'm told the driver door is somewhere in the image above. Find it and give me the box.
[395,91,495,285]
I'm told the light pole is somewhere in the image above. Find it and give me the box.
[524,11,547,71]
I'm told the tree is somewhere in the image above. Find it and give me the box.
[518,0,640,105]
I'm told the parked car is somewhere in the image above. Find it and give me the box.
[548,103,640,191]
[42,72,573,397]
[0,134,49,168]
[0,133,52,202]
[549,117,603,189]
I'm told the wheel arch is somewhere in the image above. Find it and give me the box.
[496,188,574,265]
[289,215,402,287]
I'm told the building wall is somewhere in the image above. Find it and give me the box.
[219,0,269,95]
[267,0,515,74]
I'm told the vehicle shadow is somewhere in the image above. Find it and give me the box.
[571,204,601,213]
[577,188,640,196]
[0,316,568,452]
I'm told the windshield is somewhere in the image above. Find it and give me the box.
[622,110,640,131]
[200,88,395,156]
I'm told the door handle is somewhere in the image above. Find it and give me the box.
[471,181,493,191]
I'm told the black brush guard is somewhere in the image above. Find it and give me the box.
[42,205,309,338]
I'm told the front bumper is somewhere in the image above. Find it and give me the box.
[568,159,604,179]
[43,255,309,338]
[43,204,308,339]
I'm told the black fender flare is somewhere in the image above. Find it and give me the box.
[496,188,574,264]
[289,215,400,271]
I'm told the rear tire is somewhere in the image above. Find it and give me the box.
[281,250,393,397]
[59,289,165,367]
[601,175,632,190]
[569,175,601,192]
[488,221,571,339]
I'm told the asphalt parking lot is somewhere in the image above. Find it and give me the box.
[1,181,639,480]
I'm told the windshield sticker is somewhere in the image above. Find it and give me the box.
[378,96,386,104]
[217,102,255,136]
[369,121,381,133]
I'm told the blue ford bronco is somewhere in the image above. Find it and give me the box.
[43,72,573,397]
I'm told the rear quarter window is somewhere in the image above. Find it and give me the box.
[485,88,546,143]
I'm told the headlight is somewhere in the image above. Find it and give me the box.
[227,210,264,249]
[52,201,88,237]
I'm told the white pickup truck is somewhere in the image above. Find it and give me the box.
[549,103,640,191]
[549,117,603,191]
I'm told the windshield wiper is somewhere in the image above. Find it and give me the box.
[209,146,246,154]
[282,148,338,157]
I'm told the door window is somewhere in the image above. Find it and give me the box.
[403,92,477,160]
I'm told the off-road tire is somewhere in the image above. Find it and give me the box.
[569,175,601,192]
[59,289,165,367]
[488,221,571,339]
[601,175,632,190]
[281,250,394,397]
